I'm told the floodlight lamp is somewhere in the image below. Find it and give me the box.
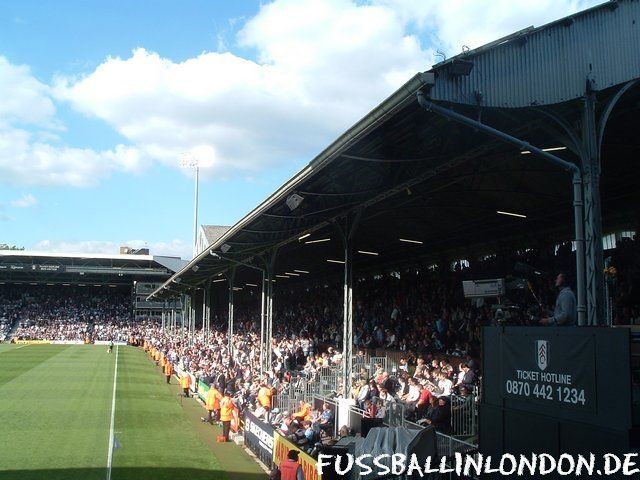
[286,193,304,211]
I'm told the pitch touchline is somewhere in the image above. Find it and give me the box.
[106,346,119,480]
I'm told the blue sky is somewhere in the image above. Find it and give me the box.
[0,0,601,259]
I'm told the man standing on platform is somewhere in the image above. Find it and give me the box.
[539,273,577,326]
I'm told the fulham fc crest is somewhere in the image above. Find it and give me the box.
[536,340,549,371]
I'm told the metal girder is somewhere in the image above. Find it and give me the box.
[335,210,362,399]
[227,267,236,354]
[417,91,587,325]
[259,248,278,374]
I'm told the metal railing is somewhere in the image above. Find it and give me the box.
[450,393,478,439]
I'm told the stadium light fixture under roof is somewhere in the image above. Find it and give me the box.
[294,269,309,274]
[298,233,311,241]
[326,259,346,264]
[285,272,300,276]
[520,146,567,155]
[357,250,379,256]
[276,274,290,279]
[399,238,423,245]
[497,210,527,218]
[246,283,258,287]
[305,238,331,244]
[212,278,226,283]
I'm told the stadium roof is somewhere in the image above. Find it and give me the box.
[150,0,640,299]
[0,250,187,287]
[0,250,155,261]
[201,225,231,245]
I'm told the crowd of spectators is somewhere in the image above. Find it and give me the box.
[1,234,638,445]
[1,285,132,341]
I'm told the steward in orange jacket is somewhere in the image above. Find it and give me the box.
[180,373,192,397]
[257,383,273,422]
[202,385,222,424]
[219,391,237,441]
[164,362,173,384]
[279,450,303,480]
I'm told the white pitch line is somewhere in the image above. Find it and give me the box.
[106,346,119,480]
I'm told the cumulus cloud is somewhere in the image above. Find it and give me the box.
[10,193,37,208]
[53,0,600,180]
[32,238,192,259]
[0,56,149,187]
[0,57,56,127]
[2,0,601,187]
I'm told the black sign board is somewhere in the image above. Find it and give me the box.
[483,326,631,432]
[502,332,596,411]
[244,410,274,468]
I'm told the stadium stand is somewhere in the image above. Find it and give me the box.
[4,285,131,342]
[128,234,640,453]
[3,234,638,448]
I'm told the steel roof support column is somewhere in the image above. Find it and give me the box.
[417,91,586,325]
[227,267,236,357]
[336,211,362,399]
[582,87,605,326]
[181,295,186,341]
[259,268,266,376]
[189,295,193,344]
[190,295,196,345]
[262,249,278,375]
[572,173,587,327]
[204,282,211,344]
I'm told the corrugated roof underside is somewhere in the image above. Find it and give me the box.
[430,0,640,107]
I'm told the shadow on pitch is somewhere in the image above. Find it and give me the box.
[0,467,268,480]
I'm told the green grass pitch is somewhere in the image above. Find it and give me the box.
[0,345,265,480]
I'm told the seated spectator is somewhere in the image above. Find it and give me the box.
[363,399,377,419]
[292,400,312,423]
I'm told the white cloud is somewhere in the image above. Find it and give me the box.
[376,0,599,56]
[0,57,56,127]
[32,238,192,260]
[1,0,602,187]
[10,193,37,208]
[0,56,149,187]
[52,0,601,181]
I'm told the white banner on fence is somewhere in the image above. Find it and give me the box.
[50,341,85,345]
[94,341,127,346]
